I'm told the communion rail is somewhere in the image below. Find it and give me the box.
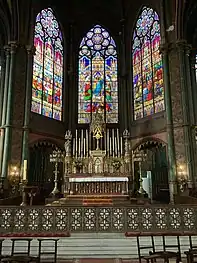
[0,205,196,234]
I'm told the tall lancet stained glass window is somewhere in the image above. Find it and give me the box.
[132,7,164,120]
[31,8,63,121]
[78,25,118,123]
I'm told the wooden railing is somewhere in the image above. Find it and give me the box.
[0,205,197,234]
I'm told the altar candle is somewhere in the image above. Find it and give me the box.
[73,138,75,156]
[81,130,84,157]
[76,130,78,157]
[107,129,109,155]
[117,129,120,157]
[115,137,117,156]
[110,136,112,156]
[86,129,88,154]
[84,138,86,157]
[79,138,81,157]
[120,137,123,156]
[23,160,27,180]
[112,129,115,157]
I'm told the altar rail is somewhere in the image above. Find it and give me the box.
[0,205,197,234]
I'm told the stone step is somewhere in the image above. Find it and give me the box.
[1,233,196,259]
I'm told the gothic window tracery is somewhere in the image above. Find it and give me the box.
[132,6,164,120]
[78,24,118,124]
[31,8,63,121]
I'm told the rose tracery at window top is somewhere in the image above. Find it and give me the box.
[31,8,63,121]
[132,6,164,120]
[78,24,118,124]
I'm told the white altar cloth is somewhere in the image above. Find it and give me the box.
[69,177,128,182]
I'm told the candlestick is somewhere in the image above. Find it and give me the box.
[84,138,86,157]
[73,138,75,157]
[120,137,123,157]
[110,136,112,156]
[81,130,84,157]
[86,129,88,156]
[104,130,106,151]
[115,137,117,157]
[117,129,120,157]
[23,160,27,181]
[79,138,81,158]
[76,130,78,157]
[107,129,109,155]
[112,129,115,157]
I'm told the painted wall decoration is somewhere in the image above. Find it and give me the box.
[31,8,63,121]
[132,6,164,120]
[78,25,118,124]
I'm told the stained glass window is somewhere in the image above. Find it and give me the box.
[31,8,63,121]
[78,24,118,123]
[132,6,164,120]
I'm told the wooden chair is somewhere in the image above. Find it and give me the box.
[137,233,181,263]
[137,235,156,263]
[0,239,5,260]
[37,239,58,263]
[184,233,197,263]
[0,239,39,263]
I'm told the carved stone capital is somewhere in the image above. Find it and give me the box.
[4,45,10,56]
[26,45,36,56]
[176,39,192,54]
[8,41,18,54]
[159,43,169,54]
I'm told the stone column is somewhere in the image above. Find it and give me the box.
[120,19,128,132]
[176,40,195,187]
[1,42,17,179]
[68,23,75,131]
[184,47,197,186]
[0,46,10,175]
[21,46,35,176]
[160,44,177,203]
[190,52,197,122]
[0,50,6,124]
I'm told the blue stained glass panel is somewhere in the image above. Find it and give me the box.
[78,25,118,123]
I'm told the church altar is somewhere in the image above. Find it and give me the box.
[68,175,128,195]
[63,111,131,197]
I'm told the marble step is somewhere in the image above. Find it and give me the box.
[1,233,196,259]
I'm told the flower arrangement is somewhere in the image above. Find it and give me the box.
[111,158,122,171]
[73,158,83,170]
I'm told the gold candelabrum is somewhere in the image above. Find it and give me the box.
[8,166,20,195]
[177,165,188,193]
[50,148,64,196]
[20,179,28,206]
